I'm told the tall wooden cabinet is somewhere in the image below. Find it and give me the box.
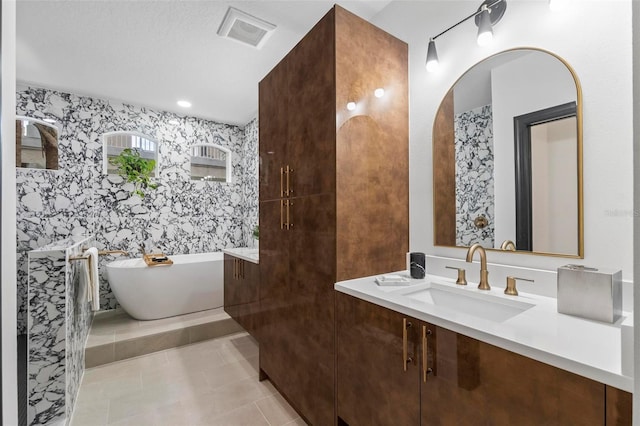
[258,6,408,424]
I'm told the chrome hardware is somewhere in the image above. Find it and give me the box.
[505,276,534,296]
[445,266,467,285]
[466,243,490,290]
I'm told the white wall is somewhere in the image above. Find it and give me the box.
[491,51,576,248]
[2,1,18,424]
[372,0,633,280]
[531,118,578,254]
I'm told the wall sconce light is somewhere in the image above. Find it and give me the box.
[425,0,507,72]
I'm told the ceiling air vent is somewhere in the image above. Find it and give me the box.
[217,7,276,49]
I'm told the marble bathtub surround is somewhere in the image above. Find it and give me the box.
[27,236,94,426]
[454,104,495,247]
[16,85,259,333]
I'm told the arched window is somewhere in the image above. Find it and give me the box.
[103,132,158,176]
[190,144,232,183]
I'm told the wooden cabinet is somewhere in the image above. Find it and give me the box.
[258,5,408,425]
[223,254,260,339]
[336,293,632,426]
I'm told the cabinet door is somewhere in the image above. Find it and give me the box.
[606,386,632,425]
[422,327,605,425]
[286,10,336,198]
[337,293,420,426]
[223,254,239,319]
[235,261,260,340]
[259,58,289,203]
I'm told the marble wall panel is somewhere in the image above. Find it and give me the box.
[454,104,495,247]
[17,86,259,323]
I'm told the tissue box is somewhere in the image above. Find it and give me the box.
[557,265,622,323]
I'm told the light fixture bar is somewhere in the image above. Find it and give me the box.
[431,0,504,41]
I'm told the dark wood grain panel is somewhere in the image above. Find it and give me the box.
[334,5,409,281]
[287,9,336,199]
[259,58,289,203]
[606,385,632,425]
[423,327,605,425]
[337,293,420,426]
[259,6,409,425]
[433,89,456,247]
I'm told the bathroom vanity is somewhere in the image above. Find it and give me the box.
[335,275,632,425]
[223,248,260,340]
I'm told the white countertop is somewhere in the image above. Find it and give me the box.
[222,247,259,264]
[335,272,633,392]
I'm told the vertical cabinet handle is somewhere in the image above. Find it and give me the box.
[280,167,284,198]
[241,260,245,279]
[403,318,412,372]
[280,199,285,230]
[233,259,237,279]
[287,201,293,230]
[422,326,433,382]
[287,166,294,196]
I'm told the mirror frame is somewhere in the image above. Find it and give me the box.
[432,47,584,259]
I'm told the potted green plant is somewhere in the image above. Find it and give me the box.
[109,148,158,198]
[252,225,259,240]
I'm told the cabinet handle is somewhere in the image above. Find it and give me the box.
[241,260,245,279]
[233,259,237,279]
[286,200,293,230]
[403,318,412,372]
[280,199,285,230]
[280,167,284,198]
[288,166,294,196]
[422,326,433,382]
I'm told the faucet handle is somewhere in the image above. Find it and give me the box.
[445,266,467,286]
[505,276,534,296]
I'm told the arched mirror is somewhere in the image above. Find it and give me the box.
[190,143,231,183]
[16,116,59,170]
[433,48,583,258]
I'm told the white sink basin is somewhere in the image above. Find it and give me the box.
[402,283,534,322]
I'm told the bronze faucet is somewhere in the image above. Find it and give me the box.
[465,243,490,290]
[500,240,517,251]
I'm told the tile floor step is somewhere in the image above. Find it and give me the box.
[85,307,243,367]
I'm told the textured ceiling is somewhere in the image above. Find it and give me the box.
[16,1,393,126]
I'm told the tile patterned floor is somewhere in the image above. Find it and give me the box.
[72,332,306,426]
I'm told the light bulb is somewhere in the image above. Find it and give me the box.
[347,102,357,111]
[425,39,439,73]
[477,30,493,46]
[476,7,493,46]
[374,88,385,98]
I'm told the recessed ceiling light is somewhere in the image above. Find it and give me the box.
[43,118,57,124]
[177,100,192,108]
[374,88,385,98]
[347,102,357,111]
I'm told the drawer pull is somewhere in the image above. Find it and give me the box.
[422,326,433,382]
[403,318,412,372]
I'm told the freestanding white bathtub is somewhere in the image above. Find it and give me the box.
[106,252,224,320]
